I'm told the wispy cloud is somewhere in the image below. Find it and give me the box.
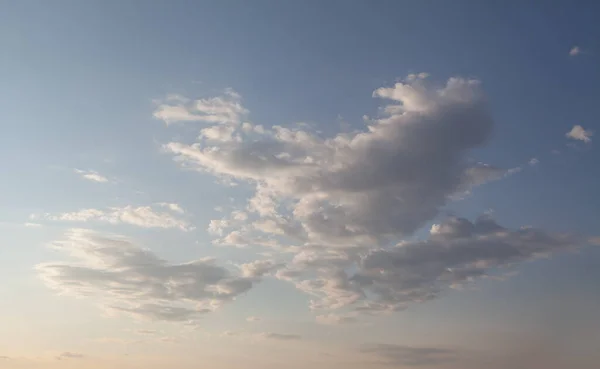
[37,203,193,231]
[569,45,582,56]
[37,229,272,322]
[153,89,247,127]
[74,169,110,183]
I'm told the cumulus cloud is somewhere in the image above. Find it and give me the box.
[566,125,593,143]
[74,169,110,183]
[158,75,590,317]
[569,46,582,56]
[361,344,457,367]
[37,229,269,322]
[163,75,501,250]
[38,204,192,231]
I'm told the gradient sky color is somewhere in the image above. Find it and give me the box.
[1,1,600,369]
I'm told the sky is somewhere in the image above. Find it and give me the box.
[1,1,600,368]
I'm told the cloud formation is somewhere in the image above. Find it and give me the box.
[156,75,592,317]
[566,125,593,143]
[39,203,192,231]
[37,229,270,322]
[275,215,584,314]
[153,89,247,127]
[74,169,110,183]
[163,74,500,251]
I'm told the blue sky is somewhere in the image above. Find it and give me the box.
[1,1,599,368]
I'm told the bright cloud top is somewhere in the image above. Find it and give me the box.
[566,124,593,143]
[161,74,506,251]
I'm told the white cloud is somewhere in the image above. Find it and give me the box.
[165,76,502,251]
[566,125,593,143]
[24,222,43,227]
[246,316,260,322]
[569,46,581,56]
[39,204,192,231]
[74,169,110,183]
[159,76,591,317]
[37,229,269,322]
[529,158,539,166]
[239,259,281,278]
[153,89,248,126]
[157,202,184,214]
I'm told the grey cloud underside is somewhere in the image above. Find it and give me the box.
[276,215,583,313]
[36,229,269,322]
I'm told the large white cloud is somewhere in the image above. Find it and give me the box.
[162,75,505,250]
[155,75,594,318]
[37,229,271,322]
